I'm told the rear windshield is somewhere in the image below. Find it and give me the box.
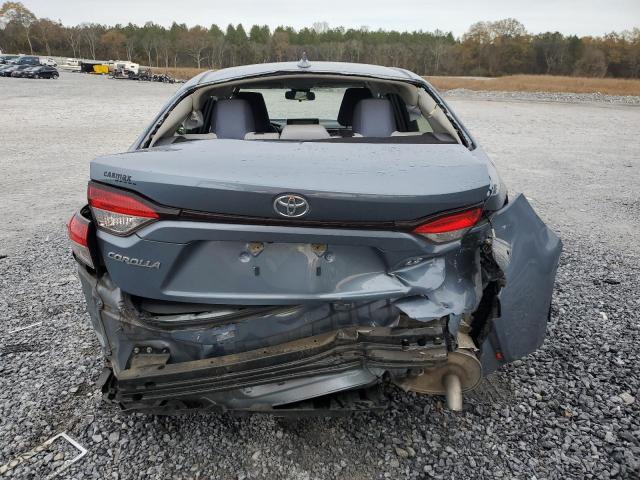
[148,76,469,148]
[246,88,346,127]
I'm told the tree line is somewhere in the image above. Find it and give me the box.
[1,2,639,78]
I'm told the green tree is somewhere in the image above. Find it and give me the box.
[0,1,37,53]
[0,5,639,78]
[100,29,126,59]
[271,29,290,61]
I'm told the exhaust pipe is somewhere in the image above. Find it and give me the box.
[443,373,463,411]
[396,338,482,411]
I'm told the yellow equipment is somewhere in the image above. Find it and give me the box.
[92,64,109,74]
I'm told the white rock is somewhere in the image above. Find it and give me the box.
[620,392,635,405]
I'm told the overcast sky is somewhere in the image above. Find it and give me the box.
[22,0,640,37]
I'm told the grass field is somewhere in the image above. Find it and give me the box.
[425,74,640,96]
[151,67,206,80]
[151,67,640,96]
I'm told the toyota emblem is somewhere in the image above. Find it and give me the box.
[273,194,309,218]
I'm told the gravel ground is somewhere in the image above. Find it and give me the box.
[0,73,639,479]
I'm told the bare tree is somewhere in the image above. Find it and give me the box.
[80,23,100,59]
[312,21,329,34]
[156,35,172,69]
[36,18,60,56]
[140,22,158,66]
[125,35,136,61]
[534,32,567,74]
[66,26,81,58]
[429,31,450,74]
[209,36,225,69]
[575,46,608,77]
[271,31,289,61]
[181,26,208,68]
[208,25,225,69]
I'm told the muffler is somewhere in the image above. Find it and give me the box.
[396,336,482,411]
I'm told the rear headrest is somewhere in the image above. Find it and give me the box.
[337,87,373,126]
[211,99,255,139]
[235,91,273,133]
[352,98,397,137]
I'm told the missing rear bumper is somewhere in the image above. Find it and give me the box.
[100,324,449,412]
[99,366,388,416]
[75,194,561,414]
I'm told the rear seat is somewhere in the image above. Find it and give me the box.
[158,91,425,146]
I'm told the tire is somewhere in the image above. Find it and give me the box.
[52,73,59,79]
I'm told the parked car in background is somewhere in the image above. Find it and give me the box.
[9,65,35,77]
[15,55,40,65]
[0,56,60,79]
[0,64,16,74]
[0,54,19,64]
[2,63,36,77]
[20,64,59,79]
[68,60,561,415]
[39,57,57,67]
[59,58,81,72]
[0,55,40,76]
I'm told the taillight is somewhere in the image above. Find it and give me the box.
[412,207,482,243]
[88,183,159,236]
[67,211,94,268]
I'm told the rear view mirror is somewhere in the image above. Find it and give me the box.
[285,89,315,101]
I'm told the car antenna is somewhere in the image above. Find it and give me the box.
[297,52,311,69]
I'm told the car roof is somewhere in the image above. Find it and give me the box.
[187,61,425,89]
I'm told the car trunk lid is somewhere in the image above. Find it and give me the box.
[90,140,491,223]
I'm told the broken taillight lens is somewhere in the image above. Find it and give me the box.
[88,183,159,236]
[67,211,94,268]
[412,207,482,243]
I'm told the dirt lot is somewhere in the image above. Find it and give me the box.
[0,72,639,479]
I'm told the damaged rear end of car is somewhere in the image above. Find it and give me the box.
[68,62,561,414]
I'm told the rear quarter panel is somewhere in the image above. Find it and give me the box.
[481,194,562,373]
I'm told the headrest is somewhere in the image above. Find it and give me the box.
[352,99,397,137]
[211,99,255,139]
[337,88,373,126]
[235,91,272,133]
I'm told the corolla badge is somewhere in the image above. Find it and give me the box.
[107,252,160,269]
[273,194,309,218]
